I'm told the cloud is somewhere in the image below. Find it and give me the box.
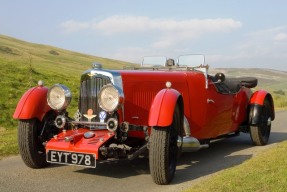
[59,16,287,71]
[60,15,242,48]
[93,16,242,48]
[236,27,287,55]
[273,32,287,41]
[92,16,242,35]
[91,15,150,34]
[207,26,287,69]
[59,16,243,63]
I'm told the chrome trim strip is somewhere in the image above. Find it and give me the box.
[82,69,123,89]
[72,121,107,126]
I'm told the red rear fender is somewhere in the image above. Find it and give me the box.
[13,86,51,121]
[249,90,275,122]
[148,88,182,127]
[250,90,270,105]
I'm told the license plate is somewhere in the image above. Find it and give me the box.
[47,150,96,168]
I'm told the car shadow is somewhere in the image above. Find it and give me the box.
[173,131,287,184]
[68,131,287,184]
[175,131,287,184]
[173,134,253,184]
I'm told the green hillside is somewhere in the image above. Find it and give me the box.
[0,34,135,129]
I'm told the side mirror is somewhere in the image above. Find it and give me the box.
[215,73,225,83]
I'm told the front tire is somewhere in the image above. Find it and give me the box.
[149,105,181,185]
[18,119,49,168]
[250,100,272,146]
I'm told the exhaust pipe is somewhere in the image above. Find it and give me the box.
[178,116,209,152]
[178,136,209,152]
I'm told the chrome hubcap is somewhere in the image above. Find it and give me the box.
[267,117,272,126]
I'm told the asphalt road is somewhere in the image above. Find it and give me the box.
[1,111,286,192]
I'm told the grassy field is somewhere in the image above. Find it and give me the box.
[185,141,287,192]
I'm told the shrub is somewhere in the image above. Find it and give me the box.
[0,46,17,55]
[49,50,59,55]
[274,89,285,95]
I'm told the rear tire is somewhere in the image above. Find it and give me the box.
[18,119,49,168]
[250,100,272,146]
[149,105,181,185]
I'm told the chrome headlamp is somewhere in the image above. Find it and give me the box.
[98,84,124,113]
[47,84,72,111]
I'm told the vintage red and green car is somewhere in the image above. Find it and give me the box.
[13,55,275,184]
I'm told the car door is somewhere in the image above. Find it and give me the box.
[204,80,235,138]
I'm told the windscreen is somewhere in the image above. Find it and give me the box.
[177,54,205,67]
[141,56,167,67]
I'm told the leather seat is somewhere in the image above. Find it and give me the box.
[214,77,258,94]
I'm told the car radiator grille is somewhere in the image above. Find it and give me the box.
[79,77,111,122]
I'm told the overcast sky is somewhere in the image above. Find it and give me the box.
[1,0,287,71]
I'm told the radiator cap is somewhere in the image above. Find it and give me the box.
[92,62,103,69]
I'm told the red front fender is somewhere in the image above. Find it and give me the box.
[13,85,51,121]
[148,88,181,127]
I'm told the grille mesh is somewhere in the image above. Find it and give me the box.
[79,77,111,122]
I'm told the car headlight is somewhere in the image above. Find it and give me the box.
[98,84,124,113]
[47,84,72,111]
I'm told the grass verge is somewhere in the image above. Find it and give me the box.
[185,141,287,192]
[0,127,18,160]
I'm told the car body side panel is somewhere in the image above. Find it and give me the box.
[187,79,251,139]
[183,73,208,138]
[232,88,252,123]
[120,70,252,140]
[207,83,234,137]
[188,80,235,139]
[13,86,51,121]
[120,70,191,126]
